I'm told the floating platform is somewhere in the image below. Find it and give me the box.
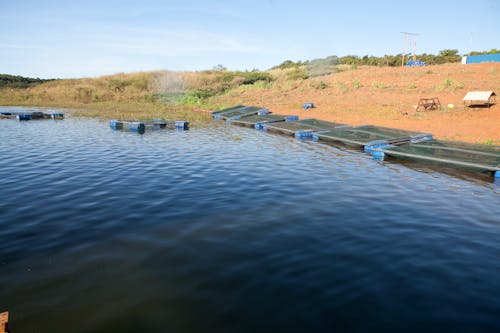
[228,114,299,129]
[211,105,269,120]
[313,125,432,150]
[210,105,246,116]
[263,118,346,138]
[372,139,500,175]
[110,119,189,133]
[0,111,64,120]
[142,119,190,130]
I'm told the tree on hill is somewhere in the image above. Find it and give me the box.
[0,74,55,88]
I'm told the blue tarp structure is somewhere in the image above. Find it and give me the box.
[406,60,427,66]
[464,53,500,64]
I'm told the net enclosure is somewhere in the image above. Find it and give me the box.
[313,125,431,148]
[109,119,189,133]
[211,105,245,116]
[376,140,500,173]
[211,105,269,120]
[228,114,299,128]
[263,118,346,137]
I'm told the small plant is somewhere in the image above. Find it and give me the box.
[426,70,434,74]
[482,139,496,145]
[408,83,417,89]
[352,80,362,89]
[438,78,464,91]
[371,81,387,89]
[310,81,328,89]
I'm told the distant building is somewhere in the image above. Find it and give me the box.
[406,60,427,66]
[461,53,500,64]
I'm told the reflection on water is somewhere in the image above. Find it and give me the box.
[0,108,499,332]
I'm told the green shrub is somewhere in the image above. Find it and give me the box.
[352,80,362,89]
[286,68,309,80]
[310,81,328,89]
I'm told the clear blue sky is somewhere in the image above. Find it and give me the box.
[1,0,499,78]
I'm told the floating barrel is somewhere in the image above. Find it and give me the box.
[129,122,146,133]
[153,121,167,129]
[175,121,189,130]
[17,114,31,121]
[294,129,314,138]
[364,140,392,154]
[51,113,64,119]
[109,120,124,129]
[372,150,386,160]
[303,103,315,110]
[254,122,268,130]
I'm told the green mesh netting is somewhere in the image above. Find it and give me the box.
[230,114,291,126]
[383,140,500,171]
[219,106,266,120]
[265,119,345,134]
[316,125,425,146]
[211,105,246,115]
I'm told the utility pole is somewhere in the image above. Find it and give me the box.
[400,32,419,67]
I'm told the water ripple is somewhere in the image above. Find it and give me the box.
[0,109,500,332]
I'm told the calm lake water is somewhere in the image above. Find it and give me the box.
[1,107,500,333]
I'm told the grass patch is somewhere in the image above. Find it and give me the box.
[435,78,464,92]
[481,138,499,145]
[352,80,362,89]
[371,81,388,89]
[310,81,328,89]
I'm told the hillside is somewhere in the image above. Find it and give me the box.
[1,63,499,143]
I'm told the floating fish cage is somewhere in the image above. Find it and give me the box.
[109,120,145,133]
[263,118,346,137]
[227,114,299,128]
[209,104,500,181]
[110,119,189,133]
[312,125,432,151]
[211,105,246,116]
[372,139,500,177]
[1,110,64,121]
[141,119,190,130]
[211,105,269,121]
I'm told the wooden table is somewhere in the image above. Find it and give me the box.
[416,97,441,111]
